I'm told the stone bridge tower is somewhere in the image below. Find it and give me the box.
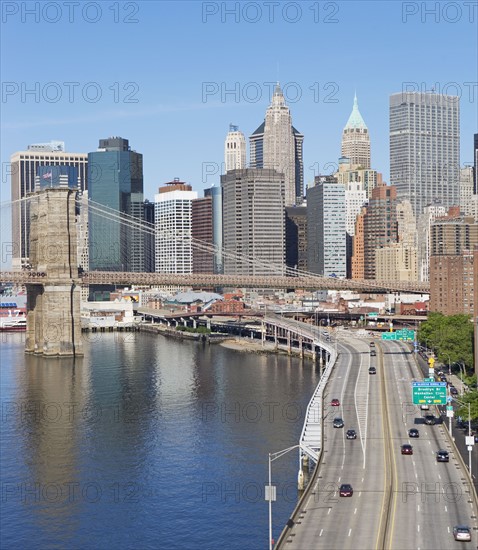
[25,187,83,356]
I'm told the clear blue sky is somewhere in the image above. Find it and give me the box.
[1,0,477,202]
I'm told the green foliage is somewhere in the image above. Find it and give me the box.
[418,313,474,369]
[175,325,211,334]
[455,391,478,424]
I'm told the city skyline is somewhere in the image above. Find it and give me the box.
[1,1,476,203]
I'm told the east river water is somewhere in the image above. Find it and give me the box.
[1,331,319,549]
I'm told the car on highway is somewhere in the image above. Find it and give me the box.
[346,429,357,439]
[339,484,353,497]
[440,375,447,382]
[420,404,429,410]
[408,428,419,438]
[369,366,376,375]
[331,398,340,406]
[370,349,376,357]
[369,342,375,347]
[425,415,436,425]
[453,525,471,542]
[450,386,459,396]
[436,450,449,462]
[475,434,478,444]
[401,444,413,455]
[333,417,344,428]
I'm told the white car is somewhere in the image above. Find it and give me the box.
[453,525,471,541]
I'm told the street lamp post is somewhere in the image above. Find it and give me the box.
[267,444,302,550]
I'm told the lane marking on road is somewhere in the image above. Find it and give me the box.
[447,526,450,533]
[445,506,447,512]
[354,508,357,514]
[319,529,323,536]
[417,505,420,512]
[348,529,352,537]
[417,525,420,532]
[327,508,331,515]
[438,474,441,480]
[359,492,362,497]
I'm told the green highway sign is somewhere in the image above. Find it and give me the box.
[368,312,378,318]
[381,329,415,341]
[423,377,434,382]
[412,382,447,405]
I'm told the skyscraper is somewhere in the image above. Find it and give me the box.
[88,137,144,272]
[390,91,460,219]
[341,94,371,169]
[221,169,285,275]
[474,134,478,194]
[192,193,214,273]
[307,176,346,278]
[224,124,246,172]
[154,179,197,274]
[10,142,87,269]
[363,185,398,279]
[250,84,304,205]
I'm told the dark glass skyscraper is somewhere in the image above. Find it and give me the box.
[88,137,144,271]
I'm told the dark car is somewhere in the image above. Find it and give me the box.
[440,375,447,382]
[436,450,449,462]
[474,434,478,444]
[331,398,340,407]
[450,386,459,396]
[401,444,413,455]
[409,428,419,438]
[339,484,353,497]
[425,415,436,425]
[346,429,357,439]
[369,366,376,375]
[370,350,376,357]
[333,417,344,428]
[453,525,471,542]
[369,342,375,347]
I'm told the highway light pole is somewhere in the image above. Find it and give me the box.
[267,444,302,550]
[451,396,472,478]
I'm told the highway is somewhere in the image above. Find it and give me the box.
[278,336,477,549]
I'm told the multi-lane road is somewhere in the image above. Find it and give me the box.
[279,336,477,549]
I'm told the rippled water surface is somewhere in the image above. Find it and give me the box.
[1,332,318,549]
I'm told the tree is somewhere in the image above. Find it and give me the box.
[418,313,474,370]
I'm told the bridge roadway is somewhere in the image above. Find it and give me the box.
[279,336,477,549]
[0,270,430,293]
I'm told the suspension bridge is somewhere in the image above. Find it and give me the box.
[0,189,429,356]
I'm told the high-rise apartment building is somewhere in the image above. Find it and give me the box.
[224,124,246,172]
[336,157,383,200]
[375,243,417,282]
[220,169,285,275]
[344,179,368,237]
[192,193,214,273]
[10,141,87,269]
[341,94,371,169]
[88,137,144,272]
[351,207,366,279]
[250,84,304,205]
[285,206,307,272]
[307,176,346,278]
[460,166,474,216]
[206,186,224,273]
[363,185,398,279]
[396,200,417,247]
[154,179,197,274]
[429,212,478,315]
[416,204,447,281]
[390,91,460,219]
